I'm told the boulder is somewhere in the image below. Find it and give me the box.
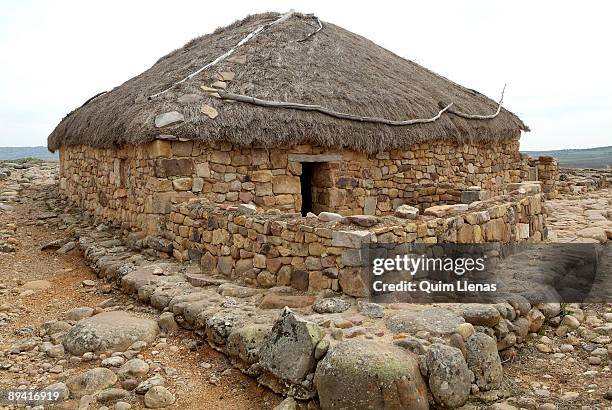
[425,343,472,408]
[315,340,428,409]
[462,304,501,327]
[118,359,150,379]
[144,386,175,408]
[63,311,159,355]
[65,367,117,398]
[465,332,502,391]
[386,308,465,336]
[226,324,272,365]
[259,308,323,384]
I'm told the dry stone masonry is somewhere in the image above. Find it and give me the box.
[59,137,532,235]
[165,191,547,296]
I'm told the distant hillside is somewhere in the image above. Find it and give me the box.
[0,146,58,161]
[523,146,612,169]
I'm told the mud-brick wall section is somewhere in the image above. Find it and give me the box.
[166,193,546,296]
[59,134,526,233]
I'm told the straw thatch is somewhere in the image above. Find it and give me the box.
[47,12,528,153]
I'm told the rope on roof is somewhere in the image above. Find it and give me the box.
[297,15,323,42]
[214,85,507,126]
[148,11,295,100]
[216,90,454,125]
[450,84,506,119]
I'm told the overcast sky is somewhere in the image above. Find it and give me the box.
[0,0,610,150]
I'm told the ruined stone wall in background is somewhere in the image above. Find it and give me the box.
[59,134,525,233]
[524,156,559,198]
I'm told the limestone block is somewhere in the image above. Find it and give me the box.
[155,159,194,177]
[210,151,231,165]
[171,141,193,157]
[331,230,370,248]
[195,162,210,178]
[192,177,204,193]
[251,170,273,183]
[148,140,172,158]
[172,177,193,191]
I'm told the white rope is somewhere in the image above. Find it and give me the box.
[214,85,507,126]
[297,15,323,42]
[450,84,506,119]
[216,90,453,125]
[148,11,295,100]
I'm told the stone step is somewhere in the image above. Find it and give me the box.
[185,272,229,287]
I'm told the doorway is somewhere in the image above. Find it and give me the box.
[300,162,316,216]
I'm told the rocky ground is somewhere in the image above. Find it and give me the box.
[0,161,280,409]
[0,160,610,410]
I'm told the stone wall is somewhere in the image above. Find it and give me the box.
[556,168,612,195]
[525,156,559,198]
[166,193,547,297]
[59,134,526,233]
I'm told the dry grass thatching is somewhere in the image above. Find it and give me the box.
[47,12,528,153]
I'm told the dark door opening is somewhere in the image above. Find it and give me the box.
[300,162,316,216]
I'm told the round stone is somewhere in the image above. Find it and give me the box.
[63,311,159,355]
[144,386,175,408]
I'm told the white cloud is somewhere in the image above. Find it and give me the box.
[0,0,609,149]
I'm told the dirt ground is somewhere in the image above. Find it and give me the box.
[0,180,281,409]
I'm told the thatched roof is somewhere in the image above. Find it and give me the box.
[47,12,528,153]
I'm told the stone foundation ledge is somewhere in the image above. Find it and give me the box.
[160,191,547,296]
[72,223,561,409]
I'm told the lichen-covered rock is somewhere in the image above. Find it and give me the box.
[118,358,150,379]
[144,385,175,408]
[226,324,272,366]
[386,308,465,336]
[357,301,385,318]
[63,311,159,355]
[96,388,130,404]
[312,297,351,314]
[63,306,94,321]
[136,375,166,394]
[314,340,428,409]
[461,304,501,327]
[259,308,323,384]
[65,367,117,398]
[205,310,246,346]
[425,343,472,408]
[465,332,502,391]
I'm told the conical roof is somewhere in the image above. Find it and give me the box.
[48,12,527,153]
